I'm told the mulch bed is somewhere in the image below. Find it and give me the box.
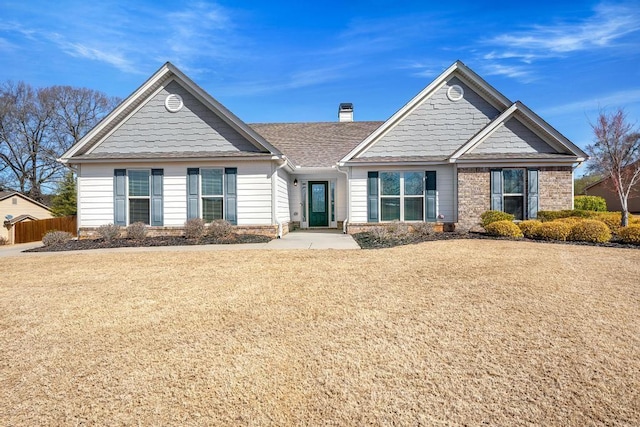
[352,231,640,250]
[25,233,272,252]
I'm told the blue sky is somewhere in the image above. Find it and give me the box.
[1,0,639,155]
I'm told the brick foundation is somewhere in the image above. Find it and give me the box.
[346,222,454,234]
[79,224,281,239]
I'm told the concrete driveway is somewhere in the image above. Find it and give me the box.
[0,231,360,257]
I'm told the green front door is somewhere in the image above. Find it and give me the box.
[309,181,328,227]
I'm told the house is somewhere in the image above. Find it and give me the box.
[584,173,640,214]
[1,191,53,243]
[59,61,587,237]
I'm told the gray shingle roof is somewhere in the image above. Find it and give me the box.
[249,122,383,167]
[71,151,274,160]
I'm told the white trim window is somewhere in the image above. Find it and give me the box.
[379,171,425,221]
[201,168,224,222]
[128,169,151,224]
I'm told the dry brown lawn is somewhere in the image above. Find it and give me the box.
[1,240,638,426]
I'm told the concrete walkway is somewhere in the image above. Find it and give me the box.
[0,230,360,257]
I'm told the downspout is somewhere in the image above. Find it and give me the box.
[272,158,288,238]
[336,164,350,234]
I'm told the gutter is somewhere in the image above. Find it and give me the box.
[335,164,350,234]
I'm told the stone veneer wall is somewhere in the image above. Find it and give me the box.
[456,166,573,230]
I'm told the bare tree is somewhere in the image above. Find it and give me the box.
[0,81,119,202]
[586,109,640,227]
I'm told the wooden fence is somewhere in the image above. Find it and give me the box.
[15,216,77,244]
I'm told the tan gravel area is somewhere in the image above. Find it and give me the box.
[1,240,638,426]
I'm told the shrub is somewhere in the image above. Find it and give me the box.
[569,220,611,243]
[386,220,410,237]
[410,222,434,237]
[518,220,542,238]
[96,223,122,242]
[370,226,389,241]
[0,236,9,246]
[485,220,523,238]
[537,210,594,221]
[531,221,572,241]
[619,225,640,244]
[574,195,607,212]
[184,218,206,239]
[126,222,148,240]
[554,217,584,226]
[42,230,73,246]
[593,212,624,235]
[480,210,514,228]
[207,219,233,239]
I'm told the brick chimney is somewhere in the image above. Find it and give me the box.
[339,103,353,122]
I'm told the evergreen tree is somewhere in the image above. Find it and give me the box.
[51,171,77,217]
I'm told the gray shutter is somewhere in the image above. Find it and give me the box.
[527,169,539,219]
[114,169,126,225]
[425,171,437,221]
[490,169,503,211]
[187,168,199,219]
[224,168,237,225]
[151,169,163,226]
[367,171,379,223]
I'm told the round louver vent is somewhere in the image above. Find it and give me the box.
[447,84,464,101]
[165,94,183,112]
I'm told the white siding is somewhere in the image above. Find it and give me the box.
[349,165,455,223]
[288,172,347,224]
[78,161,274,228]
[277,168,291,222]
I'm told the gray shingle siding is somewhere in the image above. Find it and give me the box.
[472,117,559,154]
[93,80,262,155]
[359,77,500,158]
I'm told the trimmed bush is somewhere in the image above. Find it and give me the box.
[207,219,233,239]
[42,230,73,246]
[531,221,572,241]
[96,223,122,242]
[480,210,514,228]
[410,222,434,237]
[485,220,523,238]
[537,210,594,221]
[554,217,584,226]
[518,220,542,238]
[569,220,611,243]
[574,195,607,212]
[184,218,206,239]
[126,222,148,240]
[593,212,624,235]
[619,225,640,244]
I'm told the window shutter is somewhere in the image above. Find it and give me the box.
[425,171,437,221]
[367,171,379,222]
[490,169,503,211]
[187,168,199,219]
[114,169,126,225]
[151,169,163,226]
[224,168,237,225]
[527,169,539,219]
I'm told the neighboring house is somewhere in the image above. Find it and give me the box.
[1,191,53,242]
[584,175,640,214]
[59,61,587,237]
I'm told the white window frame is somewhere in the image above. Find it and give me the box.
[127,169,151,225]
[379,171,425,222]
[200,168,224,222]
[502,168,525,220]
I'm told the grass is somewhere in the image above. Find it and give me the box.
[1,240,638,425]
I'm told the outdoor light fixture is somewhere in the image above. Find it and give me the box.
[294,179,298,186]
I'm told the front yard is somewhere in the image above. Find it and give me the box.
[1,240,638,425]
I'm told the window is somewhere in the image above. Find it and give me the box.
[491,169,538,220]
[379,171,425,222]
[114,169,163,226]
[186,168,237,225]
[201,169,224,222]
[128,170,151,224]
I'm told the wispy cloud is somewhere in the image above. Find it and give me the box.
[540,88,640,116]
[481,63,536,81]
[489,3,640,56]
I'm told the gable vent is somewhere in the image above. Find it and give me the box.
[447,84,464,101]
[165,94,184,112]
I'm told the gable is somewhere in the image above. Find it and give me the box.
[91,80,264,155]
[358,76,501,159]
[470,116,560,155]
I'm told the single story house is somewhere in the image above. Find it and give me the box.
[59,61,587,237]
[1,191,53,243]
[584,173,640,214]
